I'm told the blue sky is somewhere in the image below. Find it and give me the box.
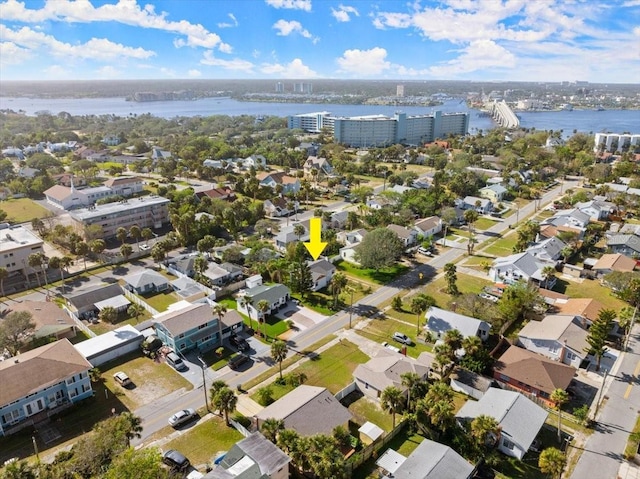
[1,0,639,82]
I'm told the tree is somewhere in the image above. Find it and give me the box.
[104,447,170,479]
[127,303,145,323]
[0,266,8,297]
[76,241,90,272]
[0,460,36,479]
[90,239,106,258]
[116,227,128,246]
[550,388,569,443]
[411,293,434,335]
[99,306,118,324]
[293,224,305,241]
[194,255,208,277]
[213,386,237,426]
[129,225,141,252]
[271,340,288,381]
[0,310,35,355]
[401,371,422,411]
[257,299,271,339]
[120,244,133,261]
[538,447,566,479]
[119,411,143,446]
[256,385,274,406]
[27,252,44,287]
[380,386,404,428]
[141,227,154,246]
[212,303,227,349]
[354,227,404,271]
[470,414,501,450]
[541,266,557,290]
[150,243,167,264]
[261,418,285,443]
[444,262,459,295]
[329,272,348,309]
[392,295,403,312]
[464,209,479,255]
[585,308,616,371]
[209,379,228,410]
[289,261,313,298]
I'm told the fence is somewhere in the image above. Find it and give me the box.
[335,381,359,401]
[216,279,247,298]
[229,418,252,438]
[122,289,160,316]
[63,306,96,338]
[345,420,407,475]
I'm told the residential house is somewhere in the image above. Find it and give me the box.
[204,262,236,286]
[154,302,243,353]
[542,208,590,234]
[166,254,197,278]
[308,259,336,291]
[576,199,616,221]
[204,432,291,479]
[493,345,576,407]
[517,315,591,368]
[338,229,367,265]
[257,172,300,194]
[489,252,558,288]
[0,339,93,436]
[329,210,349,230]
[425,306,491,342]
[102,134,121,146]
[274,220,320,252]
[171,277,209,301]
[240,154,267,170]
[552,298,605,326]
[255,386,352,436]
[303,156,334,179]
[526,236,567,262]
[449,367,495,400]
[456,388,548,459]
[366,196,394,210]
[414,216,443,237]
[151,147,172,161]
[102,177,144,197]
[387,224,418,247]
[64,283,125,320]
[592,253,636,276]
[388,184,413,195]
[17,167,39,179]
[195,186,236,202]
[1,147,24,160]
[52,173,86,188]
[607,234,640,257]
[461,196,493,214]
[378,439,474,479]
[354,355,431,400]
[74,325,142,366]
[479,184,508,203]
[237,283,291,321]
[1,301,76,341]
[123,269,169,295]
[264,197,297,218]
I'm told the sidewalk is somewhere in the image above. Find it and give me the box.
[620,462,640,479]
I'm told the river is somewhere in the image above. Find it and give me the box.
[1,96,638,136]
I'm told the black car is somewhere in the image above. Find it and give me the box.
[162,449,190,471]
[229,334,249,351]
[228,353,250,370]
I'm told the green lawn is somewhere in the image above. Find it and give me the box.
[140,290,180,312]
[217,297,289,339]
[347,395,394,432]
[481,234,518,256]
[557,278,628,311]
[356,316,433,359]
[163,416,243,467]
[0,198,51,223]
[474,217,499,230]
[336,260,409,285]
[422,274,493,309]
[292,291,334,316]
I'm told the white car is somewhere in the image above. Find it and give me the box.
[392,332,412,345]
[140,244,151,251]
[168,408,198,428]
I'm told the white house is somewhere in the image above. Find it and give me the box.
[237,283,291,321]
[354,355,430,400]
[479,184,508,203]
[338,229,368,265]
[308,259,336,291]
[489,252,557,288]
[414,216,442,237]
[425,307,490,342]
[387,224,418,247]
[461,196,493,214]
[575,199,616,221]
[525,236,567,262]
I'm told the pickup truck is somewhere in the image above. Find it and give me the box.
[228,353,250,370]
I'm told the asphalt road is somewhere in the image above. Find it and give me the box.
[131,180,577,445]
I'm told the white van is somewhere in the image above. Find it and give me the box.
[166,352,188,371]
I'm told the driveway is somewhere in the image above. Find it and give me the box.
[275,303,328,331]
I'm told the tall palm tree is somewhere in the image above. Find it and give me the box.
[329,272,348,309]
[27,252,44,287]
[463,209,479,255]
[271,340,288,381]
[209,379,228,414]
[411,294,432,335]
[443,329,464,360]
[128,303,145,323]
[116,227,128,246]
[257,299,271,339]
[380,386,404,429]
[76,241,89,272]
[213,387,237,426]
[212,303,228,348]
[470,414,501,450]
[538,447,566,479]
[239,295,255,331]
[428,399,454,434]
[400,371,421,411]
[261,417,285,443]
[119,412,143,446]
[0,266,7,297]
[141,227,154,246]
[462,335,483,357]
[293,224,305,241]
[541,266,557,289]
[550,388,569,443]
[129,225,141,252]
[120,244,133,261]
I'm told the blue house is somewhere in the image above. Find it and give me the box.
[0,339,93,436]
[153,302,243,354]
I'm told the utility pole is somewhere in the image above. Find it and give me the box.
[624,304,638,351]
[198,356,209,412]
[348,288,355,329]
[593,369,608,421]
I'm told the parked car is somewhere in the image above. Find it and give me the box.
[168,408,198,428]
[113,371,132,387]
[162,449,190,471]
[417,247,433,256]
[140,244,151,251]
[166,352,188,371]
[229,334,249,351]
[228,353,250,370]
[392,332,412,345]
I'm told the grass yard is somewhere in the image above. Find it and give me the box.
[163,416,243,467]
[356,315,433,359]
[422,273,493,309]
[100,352,193,410]
[0,198,51,223]
[481,234,518,257]
[217,297,289,339]
[140,290,180,312]
[347,394,394,432]
[474,217,500,230]
[557,278,628,311]
[336,260,409,285]
[88,309,152,335]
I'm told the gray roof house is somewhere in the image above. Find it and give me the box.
[308,259,336,291]
[387,224,418,247]
[461,196,493,214]
[425,306,490,342]
[387,439,474,479]
[526,236,567,262]
[123,269,169,295]
[489,252,557,288]
[237,283,290,321]
[166,254,197,278]
[607,234,640,257]
[65,283,125,318]
[354,355,431,399]
[204,432,291,479]
[456,388,548,460]
[256,386,352,436]
[449,367,495,400]
[414,216,442,237]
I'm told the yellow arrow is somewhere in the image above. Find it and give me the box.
[304,217,327,260]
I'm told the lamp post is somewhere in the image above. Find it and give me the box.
[198,356,209,412]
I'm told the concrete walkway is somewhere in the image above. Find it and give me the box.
[620,462,640,479]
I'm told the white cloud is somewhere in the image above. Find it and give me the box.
[336,47,391,75]
[265,0,312,11]
[43,64,70,78]
[272,19,313,40]
[188,69,202,77]
[0,25,155,60]
[428,40,516,77]
[331,5,359,22]
[260,58,318,77]
[200,50,255,72]
[0,41,32,65]
[622,0,640,6]
[0,0,229,51]
[217,13,238,28]
[95,65,121,78]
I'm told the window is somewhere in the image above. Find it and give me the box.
[502,438,515,450]
[2,410,20,424]
[198,324,207,330]
[499,373,510,382]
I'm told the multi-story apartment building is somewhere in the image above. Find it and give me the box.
[593,133,640,153]
[0,224,44,276]
[44,176,144,211]
[288,110,469,147]
[69,196,170,240]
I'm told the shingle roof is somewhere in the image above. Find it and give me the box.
[426,307,489,338]
[593,253,637,272]
[244,284,290,306]
[450,367,494,393]
[65,283,124,310]
[414,216,441,232]
[387,224,414,239]
[256,386,352,436]
[227,432,290,476]
[494,346,576,396]
[44,184,72,201]
[555,298,604,323]
[354,356,430,392]
[154,303,213,336]
[0,339,92,406]
[518,315,589,353]
[3,301,74,332]
[103,176,141,187]
[124,269,168,289]
[394,439,474,479]
[456,388,548,453]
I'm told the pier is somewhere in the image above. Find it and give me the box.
[486,100,520,129]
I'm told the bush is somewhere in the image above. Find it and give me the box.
[391,296,403,311]
[256,386,274,406]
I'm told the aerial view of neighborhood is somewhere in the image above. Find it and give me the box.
[1,1,640,479]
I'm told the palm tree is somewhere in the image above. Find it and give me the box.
[257,299,271,339]
[120,244,133,261]
[261,417,285,443]
[99,306,118,324]
[444,262,459,296]
[541,266,557,289]
[271,340,288,381]
[128,303,145,323]
[464,209,479,255]
[90,239,106,259]
[400,372,421,411]
[141,227,154,246]
[443,329,464,360]
[293,224,305,241]
[380,386,404,429]
[428,399,454,434]
[411,293,433,335]
[209,379,228,413]
[116,227,128,246]
[239,295,255,331]
[76,241,90,272]
[212,303,228,348]
[0,266,7,297]
[27,252,44,287]
[329,272,348,309]
[129,225,141,252]
[213,386,237,426]
[462,335,483,357]
[194,255,208,278]
[538,447,566,479]
[550,388,569,443]
[119,412,143,446]
[470,414,501,450]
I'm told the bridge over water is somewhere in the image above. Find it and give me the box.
[486,100,520,129]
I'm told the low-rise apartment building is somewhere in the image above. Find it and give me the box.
[0,224,45,277]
